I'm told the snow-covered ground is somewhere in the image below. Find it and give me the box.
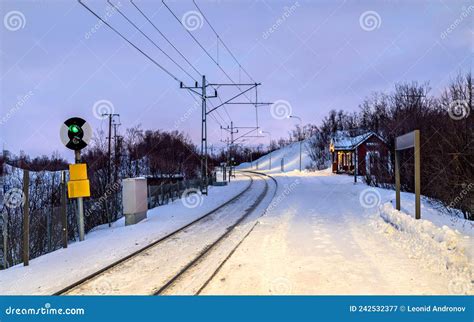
[201,142,473,295]
[202,170,473,295]
[0,175,251,295]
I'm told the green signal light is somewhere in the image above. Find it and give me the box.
[69,125,80,133]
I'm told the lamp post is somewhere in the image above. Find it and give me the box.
[260,130,272,170]
[289,115,303,171]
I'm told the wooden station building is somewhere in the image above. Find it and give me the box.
[330,131,389,176]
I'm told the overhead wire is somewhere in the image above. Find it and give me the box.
[192,0,255,83]
[132,0,232,125]
[130,0,202,79]
[107,0,197,83]
[78,0,182,83]
[161,0,254,105]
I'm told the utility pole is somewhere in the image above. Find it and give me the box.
[113,121,122,222]
[113,121,122,184]
[181,80,269,188]
[221,121,238,180]
[180,75,218,194]
[102,112,119,226]
[201,75,208,189]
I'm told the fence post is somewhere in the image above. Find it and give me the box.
[61,171,68,248]
[0,211,7,269]
[22,170,29,266]
[281,158,284,172]
[0,171,7,269]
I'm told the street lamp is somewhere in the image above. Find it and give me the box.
[260,130,272,170]
[288,115,303,171]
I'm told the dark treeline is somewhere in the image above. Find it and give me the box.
[305,73,472,219]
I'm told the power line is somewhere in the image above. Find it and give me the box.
[78,0,181,83]
[132,0,232,124]
[192,0,255,83]
[107,0,197,83]
[130,0,202,80]
[162,0,253,104]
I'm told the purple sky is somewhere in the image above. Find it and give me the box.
[1,0,472,160]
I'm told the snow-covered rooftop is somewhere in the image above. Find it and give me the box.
[331,131,375,150]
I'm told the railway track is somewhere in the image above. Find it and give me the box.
[56,171,276,295]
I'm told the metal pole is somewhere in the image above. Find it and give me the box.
[299,140,302,171]
[414,130,421,219]
[269,152,272,170]
[201,75,208,194]
[48,173,54,252]
[230,121,233,179]
[22,170,29,266]
[61,171,68,248]
[75,150,85,241]
[395,149,401,211]
[106,114,112,227]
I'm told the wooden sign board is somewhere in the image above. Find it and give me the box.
[396,131,416,150]
[394,130,421,219]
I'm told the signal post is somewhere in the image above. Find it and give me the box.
[60,117,92,241]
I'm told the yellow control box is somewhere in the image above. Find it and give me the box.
[68,163,90,198]
[69,163,88,181]
[68,179,91,198]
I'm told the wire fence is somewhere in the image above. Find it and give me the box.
[0,164,215,270]
[147,177,212,208]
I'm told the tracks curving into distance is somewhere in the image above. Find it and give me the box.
[56,171,276,295]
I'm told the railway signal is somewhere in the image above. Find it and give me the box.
[60,117,92,241]
[60,117,92,151]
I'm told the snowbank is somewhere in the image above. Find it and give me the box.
[375,203,473,294]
